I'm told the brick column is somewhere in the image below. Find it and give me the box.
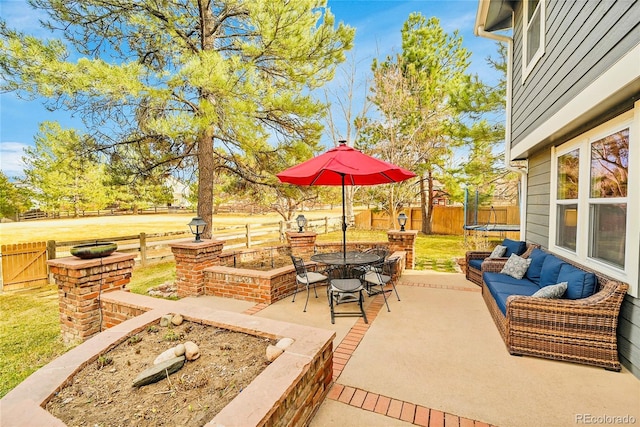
[170,239,225,298]
[387,230,418,269]
[47,252,136,343]
[286,231,317,259]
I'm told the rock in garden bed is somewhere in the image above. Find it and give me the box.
[46,319,275,427]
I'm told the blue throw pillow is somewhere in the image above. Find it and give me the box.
[557,263,597,299]
[525,248,548,284]
[502,239,527,257]
[539,255,564,287]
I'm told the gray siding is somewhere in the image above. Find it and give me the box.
[524,147,639,377]
[619,295,640,378]
[511,0,640,152]
[525,148,550,248]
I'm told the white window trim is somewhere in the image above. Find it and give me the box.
[549,109,638,297]
[521,0,546,83]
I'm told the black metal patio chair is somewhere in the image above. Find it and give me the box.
[290,255,328,312]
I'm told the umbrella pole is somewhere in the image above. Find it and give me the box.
[341,174,347,259]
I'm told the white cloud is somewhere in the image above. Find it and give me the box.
[0,142,28,178]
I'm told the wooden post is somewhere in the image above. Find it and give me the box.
[324,217,329,234]
[47,240,56,260]
[246,223,252,248]
[139,232,147,266]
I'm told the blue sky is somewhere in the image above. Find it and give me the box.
[0,0,501,178]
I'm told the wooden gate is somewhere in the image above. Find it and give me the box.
[1,242,49,291]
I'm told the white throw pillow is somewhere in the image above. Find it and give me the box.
[532,282,568,299]
[489,245,507,258]
[500,254,532,280]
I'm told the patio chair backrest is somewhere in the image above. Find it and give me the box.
[366,247,389,261]
[383,257,400,276]
[291,255,308,278]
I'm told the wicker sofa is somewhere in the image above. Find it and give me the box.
[480,248,628,370]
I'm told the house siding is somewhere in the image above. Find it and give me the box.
[619,295,640,378]
[525,148,550,248]
[525,143,639,377]
[511,0,640,152]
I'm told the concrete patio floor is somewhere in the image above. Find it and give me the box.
[184,269,640,427]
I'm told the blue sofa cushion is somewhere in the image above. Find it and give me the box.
[525,248,548,284]
[539,255,564,287]
[483,272,541,315]
[502,239,527,257]
[469,258,484,271]
[557,263,597,299]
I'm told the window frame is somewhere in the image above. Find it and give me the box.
[522,0,546,82]
[549,111,637,296]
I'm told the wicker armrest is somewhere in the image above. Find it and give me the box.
[480,258,508,273]
[465,251,491,264]
[505,281,628,370]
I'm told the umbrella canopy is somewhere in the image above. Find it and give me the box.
[277,141,416,257]
[276,142,416,186]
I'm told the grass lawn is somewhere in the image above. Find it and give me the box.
[0,261,177,398]
[0,213,468,398]
[0,209,346,245]
[317,229,467,273]
[0,285,73,397]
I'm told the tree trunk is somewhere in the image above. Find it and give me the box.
[345,186,354,225]
[389,185,396,230]
[198,129,214,239]
[420,174,428,234]
[420,171,434,234]
[197,5,215,239]
[426,169,434,234]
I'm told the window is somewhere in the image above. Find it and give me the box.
[550,113,635,291]
[522,0,545,81]
[588,129,628,267]
[556,149,579,251]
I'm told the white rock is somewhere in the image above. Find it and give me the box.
[184,341,200,361]
[160,314,173,327]
[154,347,178,365]
[174,343,186,356]
[275,338,294,350]
[171,313,183,326]
[266,344,284,362]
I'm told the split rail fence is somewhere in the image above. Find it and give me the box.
[0,216,342,291]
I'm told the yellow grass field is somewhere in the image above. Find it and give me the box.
[0,209,346,245]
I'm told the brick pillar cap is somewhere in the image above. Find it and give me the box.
[285,231,317,237]
[169,238,225,249]
[46,252,136,269]
[387,230,418,237]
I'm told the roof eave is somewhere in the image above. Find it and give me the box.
[475,0,514,34]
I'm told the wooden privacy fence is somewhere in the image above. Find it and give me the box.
[354,205,519,235]
[1,242,49,291]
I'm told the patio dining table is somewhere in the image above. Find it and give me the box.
[311,251,380,279]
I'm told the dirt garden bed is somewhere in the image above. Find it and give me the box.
[46,320,274,427]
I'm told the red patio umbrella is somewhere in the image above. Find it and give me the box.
[277,141,416,257]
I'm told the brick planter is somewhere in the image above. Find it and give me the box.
[204,264,300,304]
[0,293,335,427]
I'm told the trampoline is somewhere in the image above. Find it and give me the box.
[463,188,520,241]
